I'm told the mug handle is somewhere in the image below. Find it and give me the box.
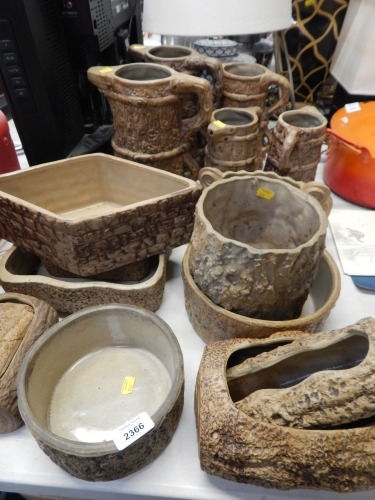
[260,72,291,121]
[170,73,213,141]
[181,55,224,108]
[300,182,332,216]
[278,127,299,171]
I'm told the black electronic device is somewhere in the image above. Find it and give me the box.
[0,0,142,166]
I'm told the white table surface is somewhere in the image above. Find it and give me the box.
[0,159,374,500]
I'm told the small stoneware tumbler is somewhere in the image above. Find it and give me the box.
[204,106,264,172]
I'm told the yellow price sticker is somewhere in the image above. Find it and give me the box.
[121,376,136,395]
[99,67,113,74]
[132,44,146,50]
[212,120,226,128]
[257,187,275,200]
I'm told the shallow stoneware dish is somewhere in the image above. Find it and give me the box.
[0,292,58,433]
[0,246,167,315]
[183,244,340,342]
[196,318,375,491]
[0,153,201,276]
[17,304,184,481]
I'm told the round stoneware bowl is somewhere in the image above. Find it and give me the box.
[17,304,184,481]
[183,244,340,343]
[189,171,329,321]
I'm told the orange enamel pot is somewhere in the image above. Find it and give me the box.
[324,101,375,208]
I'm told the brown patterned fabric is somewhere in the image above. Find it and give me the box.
[284,0,349,103]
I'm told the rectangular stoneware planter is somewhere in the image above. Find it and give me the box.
[0,153,201,276]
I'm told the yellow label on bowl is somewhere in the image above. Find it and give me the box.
[121,376,136,395]
[212,120,226,128]
[257,187,275,200]
[99,67,113,74]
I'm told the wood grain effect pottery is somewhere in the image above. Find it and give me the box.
[188,168,331,321]
[0,293,58,433]
[195,318,375,491]
[0,246,167,315]
[128,44,223,110]
[87,63,212,178]
[0,153,201,276]
[204,106,264,172]
[264,105,327,182]
[233,320,375,428]
[182,244,340,343]
[17,304,184,481]
[221,62,290,121]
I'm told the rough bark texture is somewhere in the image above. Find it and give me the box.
[234,319,375,428]
[264,106,327,182]
[189,174,328,320]
[32,386,184,482]
[221,63,290,120]
[195,319,375,491]
[182,244,340,343]
[0,293,58,433]
[0,179,201,277]
[0,248,167,315]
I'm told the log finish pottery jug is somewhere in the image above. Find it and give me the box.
[128,44,223,110]
[87,63,212,179]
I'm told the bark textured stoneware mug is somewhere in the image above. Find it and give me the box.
[264,105,327,182]
[204,106,264,172]
[221,62,290,122]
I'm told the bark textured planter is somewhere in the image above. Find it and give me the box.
[0,293,58,433]
[0,153,201,276]
[17,304,184,481]
[182,244,340,342]
[195,318,375,491]
[189,169,331,321]
[0,247,167,315]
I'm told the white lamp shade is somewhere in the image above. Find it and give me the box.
[330,0,375,95]
[142,0,292,37]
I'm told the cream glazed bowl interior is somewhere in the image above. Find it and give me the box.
[17,304,184,481]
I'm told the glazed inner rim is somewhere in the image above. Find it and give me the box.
[213,109,255,126]
[115,64,172,81]
[48,346,172,443]
[0,155,191,217]
[283,112,324,128]
[149,46,192,58]
[225,63,265,77]
[22,308,181,446]
[202,178,321,249]
[227,331,369,403]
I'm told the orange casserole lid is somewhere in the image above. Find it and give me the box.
[330,101,375,158]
